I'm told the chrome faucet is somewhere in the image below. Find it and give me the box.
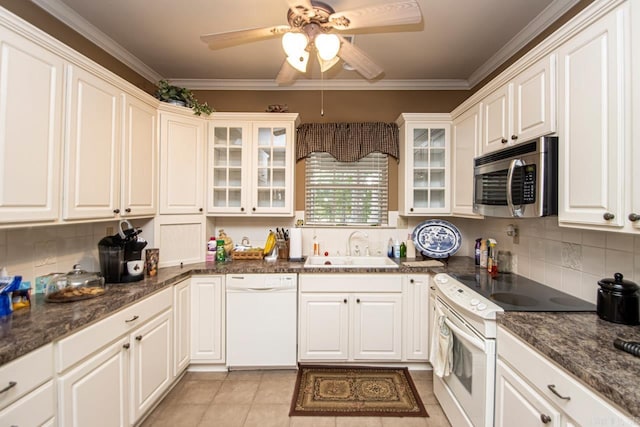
[347,231,369,256]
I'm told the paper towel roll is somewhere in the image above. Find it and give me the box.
[289,228,302,260]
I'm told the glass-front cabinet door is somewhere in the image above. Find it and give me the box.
[398,114,451,215]
[251,122,294,215]
[208,123,250,214]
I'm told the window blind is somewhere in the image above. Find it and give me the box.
[305,152,388,226]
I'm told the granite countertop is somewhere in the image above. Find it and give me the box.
[498,312,640,419]
[0,256,474,366]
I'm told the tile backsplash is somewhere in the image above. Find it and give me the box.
[3,214,639,304]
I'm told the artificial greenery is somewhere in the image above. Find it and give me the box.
[154,80,213,116]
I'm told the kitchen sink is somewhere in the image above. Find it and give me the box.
[304,256,399,269]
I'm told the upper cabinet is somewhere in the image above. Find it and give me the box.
[397,114,451,216]
[0,24,64,224]
[207,113,299,217]
[158,109,206,215]
[557,3,628,229]
[452,104,482,217]
[480,55,556,154]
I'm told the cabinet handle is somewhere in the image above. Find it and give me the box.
[125,208,131,213]
[629,213,640,222]
[343,298,347,304]
[511,134,518,141]
[0,381,17,394]
[603,212,615,221]
[135,335,143,341]
[125,315,139,323]
[430,286,436,291]
[113,208,120,214]
[547,384,571,401]
[356,298,361,303]
[123,343,130,349]
[501,138,508,144]
[540,414,552,424]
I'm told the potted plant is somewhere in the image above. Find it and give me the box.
[154,80,213,116]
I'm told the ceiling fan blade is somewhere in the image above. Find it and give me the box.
[200,25,290,49]
[337,36,383,80]
[329,0,422,30]
[275,60,299,85]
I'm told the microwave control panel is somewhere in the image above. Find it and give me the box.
[522,164,536,204]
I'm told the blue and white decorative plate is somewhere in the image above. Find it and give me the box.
[412,219,462,259]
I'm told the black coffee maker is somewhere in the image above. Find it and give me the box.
[98,220,147,283]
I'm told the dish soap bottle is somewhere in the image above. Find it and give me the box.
[406,234,416,259]
[393,239,401,258]
[387,238,394,258]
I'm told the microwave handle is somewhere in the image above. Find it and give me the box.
[507,159,525,217]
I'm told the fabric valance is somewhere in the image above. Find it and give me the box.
[296,122,399,162]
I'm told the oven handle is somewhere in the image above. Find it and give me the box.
[443,317,485,352]
[506,158,525,217]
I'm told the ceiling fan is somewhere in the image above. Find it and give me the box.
[200,0,422,84]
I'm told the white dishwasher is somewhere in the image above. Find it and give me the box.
[226,273,297,369]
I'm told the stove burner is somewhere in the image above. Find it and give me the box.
[490,292,538,307]
[549,296,586,307]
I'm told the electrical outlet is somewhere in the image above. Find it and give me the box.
[106,226,114,236]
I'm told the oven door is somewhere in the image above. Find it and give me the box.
[435,297,495,427]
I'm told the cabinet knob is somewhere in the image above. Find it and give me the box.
[135,335,143,341]
[252,207,256,212]
[410,279,415,284]
[410,207,414,212]
[113,208,120,214]
[199,207,203,212]
[125,208,131,213]
[501,138,508,144]
[511,134,518,141]
[125,315,139,323]
[123,343,130,349]
[356,298,361,303]
[343,298,347,304]
[0,381,17,394]
[547,384,571,401]
[540,414,552,424]
[629,213,640,222]
[240,207,245,212]
[603,212,615,221]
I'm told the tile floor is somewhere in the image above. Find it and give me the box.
[140,369,452,427]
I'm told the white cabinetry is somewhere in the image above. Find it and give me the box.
[496,326,637,427]
[481,55,556,154]
[208,113,299,216]
[630,0,640,231]
[190,276,225,365]
[298,274,403,362]
[403,275,430,361]
[0,25,64,224]
[397,114,451,215]
[56,287,173,426]
[451,104,482,217]
[557,4,628,229]
[159,108,206,215]
[0,344,55,426]
[173,279,191,376]
[63,65,122,220]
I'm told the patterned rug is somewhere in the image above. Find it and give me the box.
[289,365,428,417]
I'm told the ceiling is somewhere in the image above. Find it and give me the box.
[32,0,579,90]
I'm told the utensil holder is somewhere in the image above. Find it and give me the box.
[277,239,289,260]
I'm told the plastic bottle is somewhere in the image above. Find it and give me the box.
[475,238,482,265]
[400,241,407,258]
[313,235,320,256]
[487,239,498,277]
[479,239,488,268]
[406,234,416,259]
[215,239,226,262]
[387,238,394,258]
[393,239,401,258]
[206,237,216,262]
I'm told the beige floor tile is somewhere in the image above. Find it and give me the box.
[424,404,451,427]
[198,403,250,427]
[413,380,438,405]
[145,403,208,427]
[289,416,336,427]
[243,403,291,427]
[261,369,299,381]
[172,379,223,405]
[226,370,264,381]
[183,371,228,381]
[380,416,429,427]
[336,416,383,427]
[254,378,296,404]
[213,380,260,404]
[408,370,433,382]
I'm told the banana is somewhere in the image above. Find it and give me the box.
[263,231,276,255]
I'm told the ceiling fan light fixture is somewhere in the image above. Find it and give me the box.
[286,50,309,72]
[282,31,308,57]
[315,33,340,61]
[317,53,340,72]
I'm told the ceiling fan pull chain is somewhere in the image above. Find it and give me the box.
[320,70,325,117]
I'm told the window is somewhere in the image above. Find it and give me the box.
[305,152,388,225]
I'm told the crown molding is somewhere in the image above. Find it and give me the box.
[169,78,470,91]
[31,0,162,83]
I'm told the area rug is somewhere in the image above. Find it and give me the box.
[289,365,428,417]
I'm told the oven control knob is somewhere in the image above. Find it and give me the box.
[477,303,487,311]
[470,298,479,306]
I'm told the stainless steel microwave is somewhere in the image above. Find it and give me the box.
[473,136,558,218]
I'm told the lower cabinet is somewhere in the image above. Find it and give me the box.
[173,279,191,376]
[298,274,403,362]
[403,274,430,361]
[190,276,225,365]
[0,381,56,426]
[497,326,636,427]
